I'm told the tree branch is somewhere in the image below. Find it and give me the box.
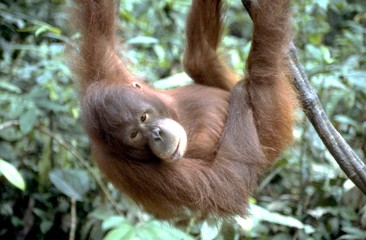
[242,0,366,194]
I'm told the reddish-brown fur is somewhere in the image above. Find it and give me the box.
[71,0,297,219]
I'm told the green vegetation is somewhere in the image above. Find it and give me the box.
[0,0,365,239]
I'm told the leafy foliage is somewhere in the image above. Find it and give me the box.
[0,0,365,239]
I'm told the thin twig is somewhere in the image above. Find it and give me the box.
[69,198,76,240]
[0,120,19,131]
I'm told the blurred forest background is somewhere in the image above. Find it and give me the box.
[0,0,366,239]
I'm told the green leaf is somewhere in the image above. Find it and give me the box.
[200,221,222,240]
[103,225,134,240]
[320,45,334,64]
[49,169,91,201]
[35,25,62,37]
[339,227,366,239]
[334,115,358,128]
[153,45,166,61]
[317,0,330,9]
[90,208,115,221]
[0,159,26,191]
[19,108,38,134]
[35,100,68,112]
[103,220,194,240]
[152,72,193,90]
[237,204,315,234]
[0,127,23,141]
[140,221,194,240]
[127,36,159,45]
[0,81,22,93]
[102,216,128,230]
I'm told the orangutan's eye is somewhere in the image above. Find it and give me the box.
[141,113,148,122]
[130,131,139,139]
